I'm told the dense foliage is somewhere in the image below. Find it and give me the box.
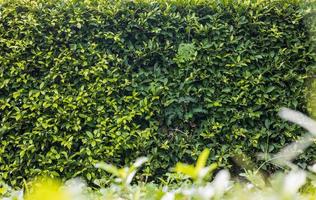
[2,107,316,200]
[0,0,314,187]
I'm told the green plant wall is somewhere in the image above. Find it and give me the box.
[0,0,314,187]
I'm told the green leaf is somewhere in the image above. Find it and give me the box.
[95,163,120,177]
[196,149,210,170]
[175,163,196,178]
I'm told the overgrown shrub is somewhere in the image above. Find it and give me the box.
[0,0,314,187]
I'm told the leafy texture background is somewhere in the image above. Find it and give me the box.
[0,0,314,186]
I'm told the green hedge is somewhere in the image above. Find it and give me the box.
[0,0,314,187]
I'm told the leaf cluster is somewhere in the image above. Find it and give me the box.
[0,0,314,187]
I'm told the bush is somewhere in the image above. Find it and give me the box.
[0,0,314,186]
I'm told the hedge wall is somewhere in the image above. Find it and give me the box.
[0,0,315,186]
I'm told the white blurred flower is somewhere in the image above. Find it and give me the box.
[279,107,316,136]
[246,183,254,189]
[94,163,102,168]
[180,170,230,200]
[181,183,215,200]
[283,170,306,195]
[3,190,23,200]
[309,163,316,173]
[274,108,316,168]
[63,178,87,200]
[181,187,195,196]
[213,170,230,194]
[126,170,137,185]
[133,157,148,168]
[197,184,215,200]
[198,167,211,180]
[161,191,175,200]
[162,186,169,192]
[16,190,23,200]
